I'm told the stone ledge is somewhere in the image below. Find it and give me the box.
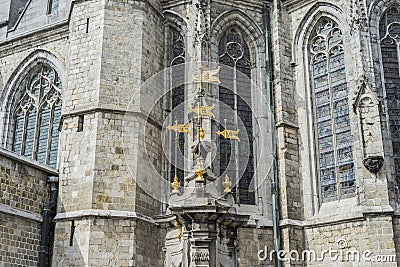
[362,205,394,216]
[0,147,58,175]
[280,205,395,228]
[391,209,400,217]
[71,0,163,17]
[54,209,155,223]
[280,218,304,228]
[0,19,68,53]
[283,0,320,13]
[0,203,43,222]
[275,120,299,129]
[211,0,263,10]
[61,107,163,130]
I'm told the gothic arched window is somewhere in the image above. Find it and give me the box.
[309,19,355,202]
[379,6,400,183]
[218,27,255,205]
[168,29,186,186]
[12,65,62,168]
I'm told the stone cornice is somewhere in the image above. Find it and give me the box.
[280,205,395,229]
[0,203,43,222]
[282,0,316,13]
[212,0,264,11]
[54,209,155,224]
[161,0,189,10]
[275,120,299,129]
[0,147,58,175]
[61,107,163,130]
[162,0,265,12]
[391,208,400,217]
[54,206,398,227]
[69,0,163,16]
[0,20,69,58]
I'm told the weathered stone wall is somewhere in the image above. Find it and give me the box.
[58,0,164,214]
[0,22,66,267]
[0,26,68,95]
[367,0,400,210]
[63,0,103,114]
[0,158,48,213]
[237,227,275,267]
[52,217,165,266]
[304,216,396,266]
[0,0,400,266]
[53,0,165,265]
[278,0,397,266]
[0,149,56,266]
[57,113,98,213]
[0,26,68,148]
[392,216,400,265]
[133,219,166,266]
[4,0,71,40]
[271,3,305,266]
[0,213,42,266]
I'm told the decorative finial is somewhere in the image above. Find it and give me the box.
[171,176,181,194]
[199,127,205,140]
[195,160,205,182]
[174,220,182,239]
[223,175,232,193]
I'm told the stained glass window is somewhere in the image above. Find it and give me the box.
[168,29,186,186]
[219,27,255,205]
[12,65,62,168]
[310,19,355,202]
[379,6,400,183]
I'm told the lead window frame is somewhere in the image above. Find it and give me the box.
[12,64,62,167]
[309,18,356,202]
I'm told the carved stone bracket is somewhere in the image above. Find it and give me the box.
[363,156,384,174]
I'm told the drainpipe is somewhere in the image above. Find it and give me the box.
[39,176,58,267]
[263,3,282,267]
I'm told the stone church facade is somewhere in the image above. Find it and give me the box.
[0,0,400,266]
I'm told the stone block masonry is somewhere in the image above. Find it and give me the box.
[0,148,57,266]
[53,0,166,264]
[52,217,165,266]
[0,0,399,266]
[237,227,275,267]
[304,216,397,266]
[0,213,42,266]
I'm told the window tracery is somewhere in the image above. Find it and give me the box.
[379,6,400,183]
[13,65,62,168]
[169,29,186,186]
[218,27,255,205]
[310,19,355,202]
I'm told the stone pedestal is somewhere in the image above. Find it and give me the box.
[156,157,249,267]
